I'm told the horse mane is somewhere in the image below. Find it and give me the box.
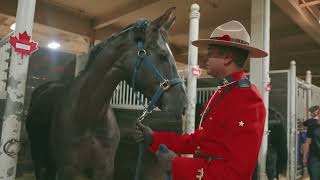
[84,24,136,72]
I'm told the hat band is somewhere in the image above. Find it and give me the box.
[210,35,249,45]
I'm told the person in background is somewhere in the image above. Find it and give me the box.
[303,105,320,180]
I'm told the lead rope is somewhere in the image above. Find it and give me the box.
[134,41,150,180]
[132,39,183,180]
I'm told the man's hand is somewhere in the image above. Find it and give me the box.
[155,144,177,173]
[134,122,154,146]
[303,156,308,166]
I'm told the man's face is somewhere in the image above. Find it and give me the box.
[316,109,320,118]
[205,46,230,78]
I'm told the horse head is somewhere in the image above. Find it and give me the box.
[117,8,187,120]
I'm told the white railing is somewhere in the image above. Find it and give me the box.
[0,32,13,99]
[111,81,149,110]
[311,84,320,106]
[196,87,216,104]
[110,81,217,109]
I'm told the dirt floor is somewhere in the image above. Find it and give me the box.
[278,176,310,180]
[16,174,89,180]
[16,174,311,180]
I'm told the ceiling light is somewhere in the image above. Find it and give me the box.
[10,23,15,30]
[48,42,61,49]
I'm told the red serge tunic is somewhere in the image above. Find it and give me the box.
[149,71,266,180]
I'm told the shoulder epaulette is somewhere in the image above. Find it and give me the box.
[238,78,251,88]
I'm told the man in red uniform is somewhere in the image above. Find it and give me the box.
[135,20,268,180]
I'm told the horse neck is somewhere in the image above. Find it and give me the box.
[79,46,128,111]
[88,65,125,105]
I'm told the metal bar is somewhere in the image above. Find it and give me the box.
[133,90,136,105]
[122,81,126,104]
[269,70,290,74]
[0,32,14,47]
[250,0,270,178]
[185,4,200,134]
[0,46,4,93]
[113,87,116,104]
[289,61,297,179]
[120,81,124,104]
[202,91,205,104]
[115,85,119,105]
[0,0,36,179]
[118,81,121,104]
[141,93,145,107]
[122,81,125,104]
[2,46,7,92]
[306,70,312,118]
[129,86,132,105]
[126,84,129,105]
[205,90,208,103]
[286,71,291,178]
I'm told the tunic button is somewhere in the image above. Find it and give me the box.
[199,126,203,130]
[209,117,212,120]
[195,146,201,154]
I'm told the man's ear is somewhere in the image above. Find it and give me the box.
[223,53,234,66]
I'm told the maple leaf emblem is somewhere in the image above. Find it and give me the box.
[9,31,38,59]
[19,31,31,42]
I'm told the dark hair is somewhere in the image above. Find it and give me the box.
[209,44,249,68]
[309,105,320,114]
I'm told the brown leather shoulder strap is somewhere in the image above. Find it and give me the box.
[202,82,238,119]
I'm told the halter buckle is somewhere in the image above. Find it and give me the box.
[137,108,153,122]
[137,49,147,58]
[160,79,170,91]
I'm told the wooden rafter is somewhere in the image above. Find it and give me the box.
[299,0,320,7]
[300,0,320,21]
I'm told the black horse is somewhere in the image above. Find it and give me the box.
[26,8,187,180]
[252,107,288,180]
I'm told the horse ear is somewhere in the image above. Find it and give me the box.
[152,7,176,31]
[163,17,176,31]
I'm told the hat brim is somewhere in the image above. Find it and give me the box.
[192,39,268,58]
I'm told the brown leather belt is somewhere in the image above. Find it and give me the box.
[194,153,224,161]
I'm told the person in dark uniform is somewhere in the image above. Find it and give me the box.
[134,20,268,180]
[303,106,319,129]
[303,105,320,180]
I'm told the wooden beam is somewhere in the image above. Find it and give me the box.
[0,0,92,37]
[272,0,320,45]
[300,0,319,21]
[93,0,161,30]
[299,75,320,78]
[299,0,320,7]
